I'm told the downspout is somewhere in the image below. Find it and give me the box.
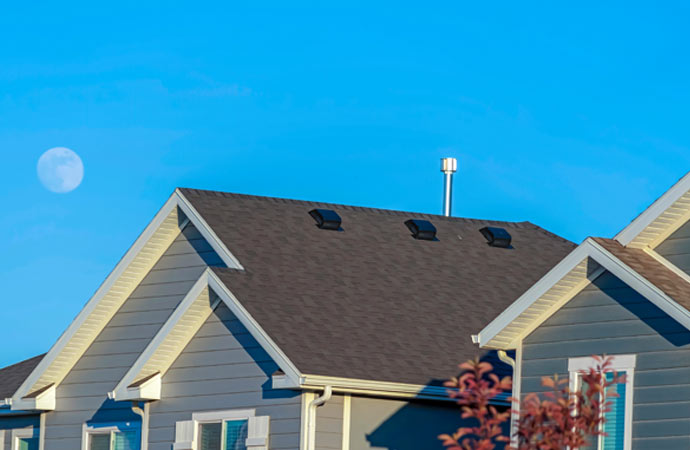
[307,386,332,450]
[497,350,515,368]
[131,402,149,450]
[498,350,518,448]
[39,412,46,450]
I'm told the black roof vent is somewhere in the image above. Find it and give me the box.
[405,219,437,241]
[480,226,512,248]
[309,209,342,230]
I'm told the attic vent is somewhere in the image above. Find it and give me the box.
[480,226,512,248]
[405,219,437,241]
[309,209,342,230]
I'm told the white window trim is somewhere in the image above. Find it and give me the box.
[81,421,141,450]
[175,409,270,450]
[568,355,636,450]
[11,428,39,450]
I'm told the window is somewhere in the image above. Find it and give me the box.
[173,409,269,450]
[568,355,635,450]
[82,422,140,450]
[11,428,38,450]
[198,420,248,450]
[12,429,38,450]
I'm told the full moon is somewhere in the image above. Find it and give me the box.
[37,147,84,193]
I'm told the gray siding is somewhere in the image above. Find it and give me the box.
[43,224,224,450]
[349,396,459,450]
[522,271,690,449]
[149,302,302,450]
[655,220,690,275]
[0,415,39,449]
[315,394,343,450]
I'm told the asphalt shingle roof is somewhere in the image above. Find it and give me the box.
[181,188,576,385]
[0,354,45,400]
[593,237,690,310]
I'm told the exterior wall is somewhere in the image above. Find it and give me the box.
[521,271,690,449]
[315,394,343,450]
[655,220,690,274]
[43,223,224,450]
[0,415,39,449]
[149,302,302,450]
[348,396,460,450]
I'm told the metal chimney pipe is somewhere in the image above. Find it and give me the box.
[441,157,457,217]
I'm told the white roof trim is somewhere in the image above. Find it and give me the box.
[175,189,244,270]
[12,191,244,405]
[207,269,302,385]
[110,274,218,401]
[615,171,690,248]
[478,238,690,349]
[110,269,302,401]
[280,374,455,401]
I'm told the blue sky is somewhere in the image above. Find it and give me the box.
[1,2,689,366]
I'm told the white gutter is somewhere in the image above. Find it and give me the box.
[131,402,150,450]
[307,386,332,450]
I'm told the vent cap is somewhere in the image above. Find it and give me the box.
[405,219,437,241]
[309,209,342,230]
[480,226,512,248]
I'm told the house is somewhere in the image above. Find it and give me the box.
[0,188,574,450]
[477,170,690,450]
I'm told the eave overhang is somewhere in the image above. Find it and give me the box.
[478,238,690,350]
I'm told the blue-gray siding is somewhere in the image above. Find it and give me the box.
[42,224,224,450]
[655,220,690,275]
[349,396,459,450]
[522,271,690,449]
[149,302,302,450]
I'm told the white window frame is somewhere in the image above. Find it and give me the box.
[81,421,141,450]
[11,428,39,450]
[568,354,635,450]
[174,409,270,450]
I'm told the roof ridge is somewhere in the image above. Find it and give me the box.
[177,187,539,229]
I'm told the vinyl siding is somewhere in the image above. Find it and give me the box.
[522,271,690,450]
[148,302,302,450]
[655,220,690,274]
[348,396,460,450]
[42,223,223,450]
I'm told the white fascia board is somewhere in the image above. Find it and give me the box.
[11,193,183,405]
[207,270,302,386]
[117,373,162,402]
[274,374,455,402]
[615,171,690,246]
[110,273,213,401]
[477,243,592,348]
[479,238,690,351]
[11,384,55,411]
[174,189,244,270]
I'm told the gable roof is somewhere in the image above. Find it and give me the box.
[478,237,690,349]
[10,191,245,410]
[0,355,44,402]
[179,188,575,385]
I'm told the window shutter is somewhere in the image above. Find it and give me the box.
[173,420,197,450]
[245,416,270,450]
